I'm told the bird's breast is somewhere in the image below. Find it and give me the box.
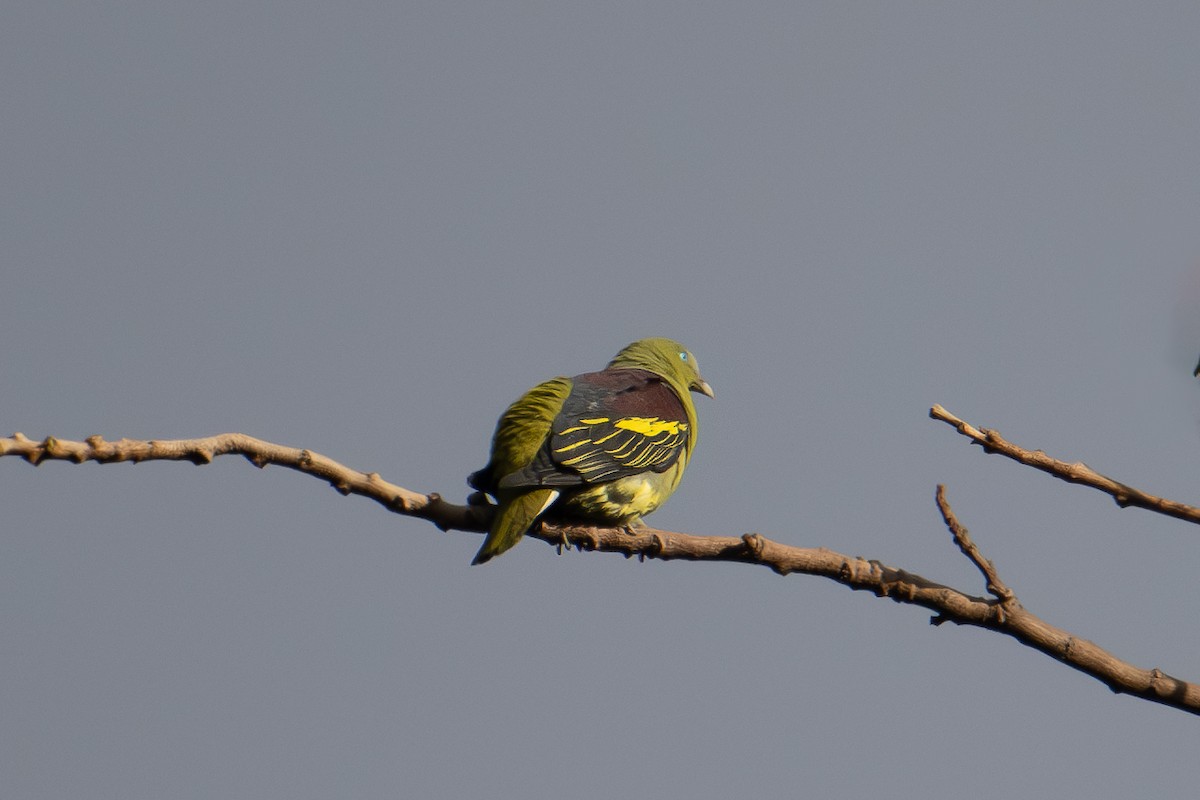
[559,459,686,523]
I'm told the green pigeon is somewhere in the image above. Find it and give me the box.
[468,337,714,565]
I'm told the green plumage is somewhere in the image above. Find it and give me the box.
[469,338,713,565]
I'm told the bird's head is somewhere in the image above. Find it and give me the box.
[608,337,715,400]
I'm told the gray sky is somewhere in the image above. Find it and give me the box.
[5,2,1200,797]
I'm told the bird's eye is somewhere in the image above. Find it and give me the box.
[679,352,688,361]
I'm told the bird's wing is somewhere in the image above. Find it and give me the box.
[498,368,689,488]
[468,376,574,493]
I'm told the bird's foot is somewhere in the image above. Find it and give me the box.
[555,528,572,556]
[535,521,572,556]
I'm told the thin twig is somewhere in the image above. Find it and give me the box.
[929,404,1200,526]
[935,484,1014,603]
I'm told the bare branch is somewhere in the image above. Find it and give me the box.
[0,431,487,533]
[935,484,1013,603]
[540,501,1198,716]
[930,404,1200,525]
[4,430,1200,716]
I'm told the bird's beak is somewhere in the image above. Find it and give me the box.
[692,379,715,399]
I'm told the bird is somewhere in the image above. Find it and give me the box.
[468,337,714,565]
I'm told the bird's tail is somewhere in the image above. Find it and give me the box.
[471,489,559,565]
